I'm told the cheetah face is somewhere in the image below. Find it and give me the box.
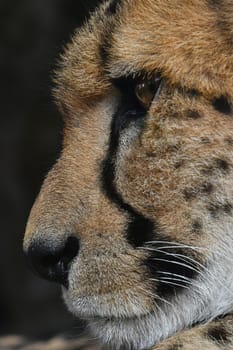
[24,0,233,349]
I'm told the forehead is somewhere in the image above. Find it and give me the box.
[54,0,232,114]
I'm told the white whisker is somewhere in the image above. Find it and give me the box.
[153,249,205,270]
[159,276,193,285]
[151,279,191,290]
[143,241,206,252]
[156,271,193,282]
[151,257,201,275]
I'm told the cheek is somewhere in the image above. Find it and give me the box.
[115,133,176,216]
[114,129,206,247]
[116,144,153,210]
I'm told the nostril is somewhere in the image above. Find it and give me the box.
[26,236,80,288]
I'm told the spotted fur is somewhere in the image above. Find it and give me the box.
[0,335,100,350]
[24,0,233,349]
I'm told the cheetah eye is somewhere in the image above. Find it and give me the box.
[135,76,162,109]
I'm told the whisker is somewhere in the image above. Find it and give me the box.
[159,276,193,285]
[152,294,176,309]
[146,270,193,285]
[152,250,214,286]
[151,253,228,297]
[114,247,233,302]
[143,241,206,251]
[151,278,191,290]
[151,257,201,275]
[156,271,193,282]
[153,249,205,270]
[121,250,208,296]
[159,277,206,298]
[132,284,172,318]
[134,281,176,310]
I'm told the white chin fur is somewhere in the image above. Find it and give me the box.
[88,313,173,350]
[63,267,233,350]
[63,239,233,349]
[62,290,150,319]
[87,281,233,350]
[62,287,200,349]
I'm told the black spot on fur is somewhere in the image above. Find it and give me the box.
[183,188,196,201]
[174,160,185,169]
[212,96,232,115]
[192,219,203,233]
[208,204,220,218]
[225,137,233,145]
[206,324,230,344]
[207,0,233,47]
[166,143,181,152]
[207,0,223,7]
[167,343,183,350]
[183,182,214,201]
[177,86,201,98]
[223,203,232,214]
[186,110,201,119]
[105,0,121,15]
[207,202,232,218]
[186,88,201,98]
[216,19,233,47]
[200,137,211,144]
[201,182,214,194]
[216,158,230,172]
[203,158,230,175]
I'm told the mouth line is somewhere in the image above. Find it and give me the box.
[83,311,152,323]
[63,288,155,320]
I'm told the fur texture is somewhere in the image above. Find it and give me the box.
[24,0,233,349]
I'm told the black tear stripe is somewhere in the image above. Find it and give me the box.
[101,90,155,248]
[206,324,231,344]
[101,88,200,296]
[212,95,232,115]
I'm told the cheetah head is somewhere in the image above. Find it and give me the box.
[24,0,233,349]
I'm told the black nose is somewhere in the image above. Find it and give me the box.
[26,236,80,288]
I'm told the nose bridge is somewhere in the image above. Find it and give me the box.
[23,161,88,251]
[24,96,117,250]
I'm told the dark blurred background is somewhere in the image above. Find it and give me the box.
[0,0,101,339]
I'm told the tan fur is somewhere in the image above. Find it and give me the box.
[0,335,100,350]
[24,0,233,349]
[153,316,233,350]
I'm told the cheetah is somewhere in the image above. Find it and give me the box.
[24,0,233,349]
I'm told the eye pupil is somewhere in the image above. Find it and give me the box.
[135,78,162,109]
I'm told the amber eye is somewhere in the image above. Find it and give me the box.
[135,77,162,109]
